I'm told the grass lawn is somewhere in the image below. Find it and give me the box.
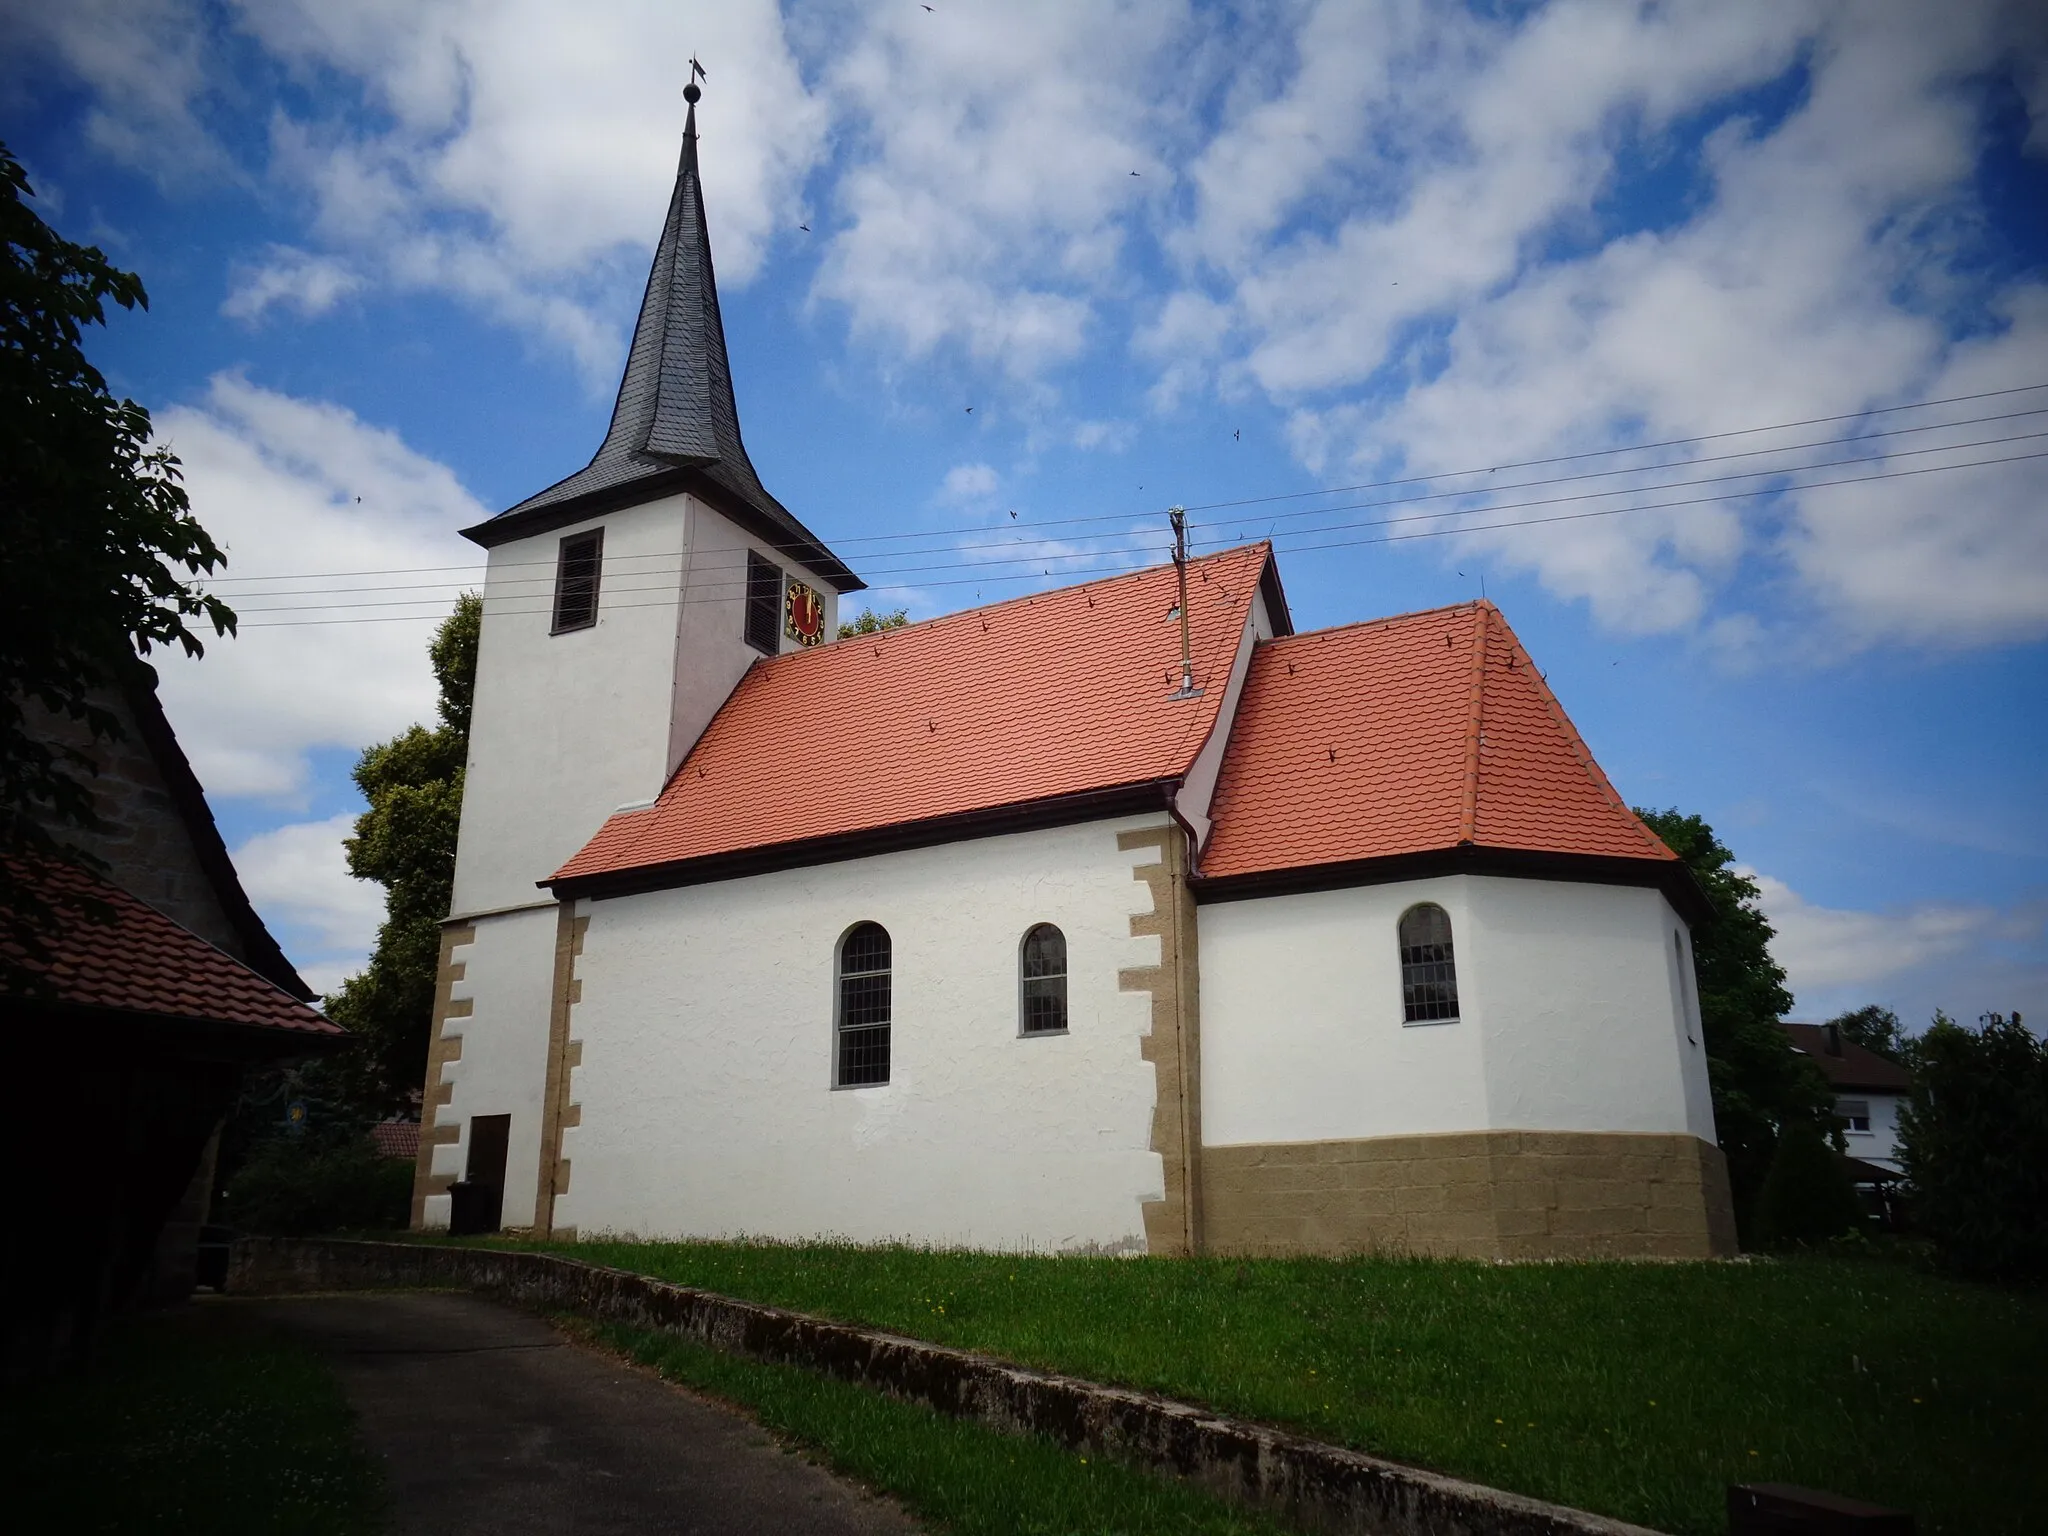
[571,1315,1288,1536]
[0,1302,383,1535]
[479,1238,2044,1536]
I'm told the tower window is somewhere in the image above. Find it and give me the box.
[745,551,782,654]
[1398,903,1459,1023]
[1019,923,1068,1036]
[836,922,892,1087]
[552,529,603,633]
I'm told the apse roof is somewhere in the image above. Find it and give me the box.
[463,89,859,592]
[551,544,1280,893]
[1199,600,1678,883]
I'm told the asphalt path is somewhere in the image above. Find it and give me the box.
[244,1291,920,1536]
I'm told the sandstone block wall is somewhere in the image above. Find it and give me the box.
[1202,1130,1737,1259]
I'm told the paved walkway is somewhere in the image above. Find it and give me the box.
[245,1292,919,1536]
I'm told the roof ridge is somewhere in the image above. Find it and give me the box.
[1261,597,1489,648]
[1485,608,1673,860]
[746,541,1273,669]
[1458,605,1488,844]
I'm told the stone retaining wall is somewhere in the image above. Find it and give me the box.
[229,1236,1660,1536]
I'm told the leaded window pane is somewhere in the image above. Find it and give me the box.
[1398,903,1459,1023]
[1020,923,1067,1034]
[837,922,891,1086]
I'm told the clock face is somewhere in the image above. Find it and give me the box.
[785,580,825,647]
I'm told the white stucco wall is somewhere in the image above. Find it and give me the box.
[554,814,1174,1250]
[1198,874,1716,1148]
[1840,1090,1905,1170]
[452,494,842,917]
[421,906,559,1230]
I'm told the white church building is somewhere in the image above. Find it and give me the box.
[412,85,1736,1261]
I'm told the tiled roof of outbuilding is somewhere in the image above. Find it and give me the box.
[1199,600,1675,880]
[2,858,342,1036]
[552,544,1277,889]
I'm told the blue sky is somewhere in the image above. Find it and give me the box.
[6,0,2045,1025]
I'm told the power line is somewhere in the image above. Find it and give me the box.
[217,426,2048,614]
[232,445,2041,626]
[194,381,2048,590]
[200,403,2048,601]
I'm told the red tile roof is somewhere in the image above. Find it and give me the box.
[1200,600,1674,880]
[555,544,1276,886]
[2,858,343,1036]
[371,1119,422,1160]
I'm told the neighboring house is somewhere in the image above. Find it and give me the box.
[413,88,1732,1263]
[3,662,344,1371]
[1778,1021,1914,1173]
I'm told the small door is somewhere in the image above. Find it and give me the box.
[462,1114,511,1233]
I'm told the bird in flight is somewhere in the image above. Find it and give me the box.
[1233,428,1240,441]
[798,223,810,232]
[1009,509,1018,519]
[1130,170,1141,176]
[965,406,974,413]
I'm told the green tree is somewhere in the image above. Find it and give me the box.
[1752,1117,1862,1248]
[1,143,233,959]
[1825,1003,1912,1064]
[1899,1010,2047,1280]
[837,607,909,639]
[1635,808,1834,1236]
[323,595,480,1115]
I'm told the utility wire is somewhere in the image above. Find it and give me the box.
[194,382,2048,590]
[233,445,2042,626]
[219,428,2048,614]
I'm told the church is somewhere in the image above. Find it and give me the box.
[412,84,1736,1262]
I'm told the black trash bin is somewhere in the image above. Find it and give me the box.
[447,1180,503,1236]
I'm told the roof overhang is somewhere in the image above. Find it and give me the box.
[461,465,865,593]
[1190,842,1711,925]
[550,779,1177,902]
[10,999,350,1063]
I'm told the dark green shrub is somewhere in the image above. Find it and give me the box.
[221,1138,412,1236]
[1900,1012,2048,1280]
[1754,1119,1861,1248]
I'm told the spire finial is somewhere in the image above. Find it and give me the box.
[685,54,706,105]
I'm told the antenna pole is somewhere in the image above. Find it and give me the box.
[1170,507,1200,698]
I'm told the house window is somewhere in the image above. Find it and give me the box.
[1398,903,1459,1023]
[836,922,892,1087]
[552,529,603,633]
[1839,1098,1872,1134]
[745,551,782,654]
[1020,923,1068,1036]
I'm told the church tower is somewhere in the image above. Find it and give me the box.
[415,78,860,1230]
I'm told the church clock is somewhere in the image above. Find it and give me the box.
[785,580,826,647]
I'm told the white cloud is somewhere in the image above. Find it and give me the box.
[151,374,486,800]
[1752,870,2046,1028]
[937,461,999,505]
[222,245,364,322]
[810,0,1186,377]
[232,813,384,990]
[1182,0,2048,649]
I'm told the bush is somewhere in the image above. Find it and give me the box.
[221,1138,412,1236]
[1900,1012,2048,1281]
[1753,1119,1862,1249]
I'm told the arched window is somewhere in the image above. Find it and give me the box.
[1019,923,1068,1035]
[1674,931,1697,1045]
[836,922,892,1086]
[1398,903,1459,1023]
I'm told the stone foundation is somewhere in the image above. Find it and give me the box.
[1202,1130,1737,1259]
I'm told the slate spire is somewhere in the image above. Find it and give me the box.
[472,74,859,590]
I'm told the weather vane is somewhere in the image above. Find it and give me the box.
[686,55,707,103]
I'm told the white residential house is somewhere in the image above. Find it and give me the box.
[1779,1022,1915,1174]
[409,85,1737,1262]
